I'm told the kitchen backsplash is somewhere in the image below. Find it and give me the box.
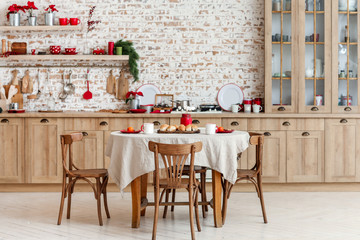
[0,0,264,111]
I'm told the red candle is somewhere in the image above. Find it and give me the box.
[108,41,114,55]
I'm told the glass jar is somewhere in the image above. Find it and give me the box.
[285,0,291,11]
[181,114,192,126]
[273,0,281,11]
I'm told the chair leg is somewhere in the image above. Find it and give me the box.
[57,174,67,225]
[188,187,195,240]
[163,189,170,218]
[200,171,208,218]
[66,177,72,219]
[194,188,201,232]
[152,186,160,240]
[96,178,103,226]
[257,174,268,224]
[222,180,229,225]
[171,189,176,212]
[103,176,110,218]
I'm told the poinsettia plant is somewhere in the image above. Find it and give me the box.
[24,1,38,17]
[7,4,26,20]
[45,5,58,13]
[125,91,143,103]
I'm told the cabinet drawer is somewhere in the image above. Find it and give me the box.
[222,118,247,130]
[107,118,143,130]
[65,118,109,131]
[248,118,324,131]
[144,118,170,128]
[170,117,221,127]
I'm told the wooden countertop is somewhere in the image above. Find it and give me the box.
[0,111,359,118]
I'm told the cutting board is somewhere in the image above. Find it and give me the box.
[117,70,128,100]
[106,70,116,94]
[11,42,27,55]
[4,85,23,109]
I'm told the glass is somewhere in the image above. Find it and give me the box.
[284,0,291,11]
[282,80,292,105]
[349,15,358,43]
[272,79,281,105]
[272,44,281,76]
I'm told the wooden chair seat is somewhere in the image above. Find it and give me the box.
[159,178,199,188]
[237,169,257,178]
[70,169,108,178]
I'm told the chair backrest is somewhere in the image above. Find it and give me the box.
[60,132,83,175]
[248,132,264,174]
[148,141,203,188]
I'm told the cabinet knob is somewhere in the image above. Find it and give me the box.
[192,119,200,124]
[40,119,49,123]
[277,106,286,111]
[344,107,352,112]
[311,107,319,111]
[153,121,161,126]
[340,119,348,124]
[302,132,310,137]
[264,132,271,136]
[82,132,88,137]
[231,121,239,126]
[1,119,9,123]
[100,121,108,126]
[282,121,290,126]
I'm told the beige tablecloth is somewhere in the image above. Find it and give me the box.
[105,130,250,191]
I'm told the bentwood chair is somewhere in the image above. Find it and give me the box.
[57,132,110,226]
[149,141,203,240]
[221,132,267,224]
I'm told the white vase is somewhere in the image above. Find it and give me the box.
[28,16,37,26]
[45,12,54,26]
[9,13,20,26]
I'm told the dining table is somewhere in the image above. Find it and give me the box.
[105,129,250,228]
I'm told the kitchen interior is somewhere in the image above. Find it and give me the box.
[1,0,360,239]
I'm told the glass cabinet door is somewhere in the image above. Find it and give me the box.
[332,0,360,113]
[265,0,297,113]
[299,0,331,113]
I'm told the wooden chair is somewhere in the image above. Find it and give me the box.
[221,132,267,224]
[57,132,110,226]
[166,166,208,218]
[149,141,203,240]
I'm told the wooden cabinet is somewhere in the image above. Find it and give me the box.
[0,118,24,183]
[25,118,64,183]
[170,117,221,127]
[325,119,360,182]
[287,130,324,182]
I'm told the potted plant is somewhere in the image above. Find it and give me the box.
[24,1,38,26]
[114,40,140,82]
[44,5,58,26]
[126,91,143,109]
[7,4,26,26]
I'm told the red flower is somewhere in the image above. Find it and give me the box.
[7,4,25,20]
[125,91,143,103]
[45,5,58,12]
[25,1,38,10]
[137,91,143,96]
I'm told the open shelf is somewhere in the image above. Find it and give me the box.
[2,54,129,61]
[272,11,292,14]
[0,25,82,32]
[306,11,325,14]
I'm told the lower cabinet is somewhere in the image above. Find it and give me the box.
[0,118,24,183]
[26,118,64,183]
[325,119,360,182]
[287,131,324,182]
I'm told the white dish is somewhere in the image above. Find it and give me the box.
[217,83,244,111]
[136,84,161,105]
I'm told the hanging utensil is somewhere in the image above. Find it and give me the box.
[59,71,68,100]
[64,69,75,95]
[83,69,93,100]
[36,68,41,98]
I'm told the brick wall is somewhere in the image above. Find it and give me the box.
[0,0,264,111]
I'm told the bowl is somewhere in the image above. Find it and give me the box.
[65,48,76,54]
[50,46,61,55]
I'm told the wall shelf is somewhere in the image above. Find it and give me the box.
[0,25,82,32]
[2,54,129,61]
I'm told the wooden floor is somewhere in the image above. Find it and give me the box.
[1,192,360,240]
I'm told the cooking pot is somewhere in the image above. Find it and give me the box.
[172,100,191,110]
[140,104,153,113]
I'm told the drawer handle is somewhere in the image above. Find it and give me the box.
[153,121,161,126]
[311,107,319,111]
[282,121,290,126]
[344,107,352,112]
[264,132,271,136]
[302,132,310,137]
[231,121,239,126]
[340,119,348,124]
[192,120,200,124]
[100,121,108,126]
[82,132,88,137]
[277,106,285,111]
[40,119,49,123]
[1,119,9,123]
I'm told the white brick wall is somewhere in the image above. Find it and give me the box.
[0,0,264,111]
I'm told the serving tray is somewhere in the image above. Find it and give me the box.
[157,130,200,134]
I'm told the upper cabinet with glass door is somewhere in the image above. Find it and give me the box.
[332,0,360,113]
[298,0,331,113]
[265,0,297,113]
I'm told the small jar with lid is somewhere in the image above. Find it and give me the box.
[180,114,192,126]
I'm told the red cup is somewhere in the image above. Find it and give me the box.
[253,98,262,105]
[243,99,253,105]
[59,18,69,25]
[70,18,81,25]
[50,45,61,55]
[31,49,36,55]
[65,48,76,54]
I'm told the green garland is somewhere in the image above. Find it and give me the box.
[114,40,140,82]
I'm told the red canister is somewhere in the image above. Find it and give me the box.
[181,114,192,126]
[108,41,114,55]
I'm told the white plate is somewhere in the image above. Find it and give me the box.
[136,84,161,105]
[217,83,244,111]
